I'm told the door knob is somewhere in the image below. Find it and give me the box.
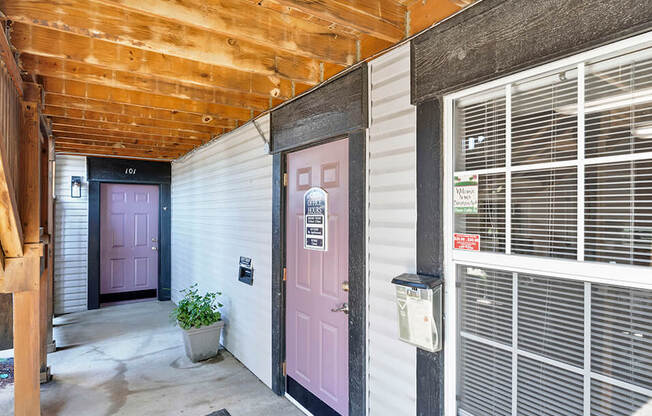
[330,303,349,315]
[152,246,157,251]
[342,281,349,292]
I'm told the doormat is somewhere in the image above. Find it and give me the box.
[205,410,231,416]
[0,358,13,388]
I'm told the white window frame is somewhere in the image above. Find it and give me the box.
[443,31,652,416]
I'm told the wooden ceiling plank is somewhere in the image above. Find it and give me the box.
[11,23,306,99]
[3,2,322,83]
[330,0,406,27]
[55,150,175,161]
[44,94,237,128]
[41,76,259,119]
[407,0,465,35]
[256,0,404,42]
[54,136,194,152]
[20,54,290,104]
[43,106,225,134]
[51,125,203,147]
[55,143,183,158]
[48,116,211,142]
[89,0,357,64]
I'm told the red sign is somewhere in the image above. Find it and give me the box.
[454,233,480,251]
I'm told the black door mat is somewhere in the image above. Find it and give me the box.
[205,410,231,416]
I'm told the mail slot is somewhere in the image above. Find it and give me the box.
[391,273,443,352]
[238,256,253,285]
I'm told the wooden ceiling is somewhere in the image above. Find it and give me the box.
[1,0,473,160]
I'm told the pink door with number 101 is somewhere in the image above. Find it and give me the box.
[286,138,349,415]
[100,183,159,298]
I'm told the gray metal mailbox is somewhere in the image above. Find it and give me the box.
[391,273,443,352]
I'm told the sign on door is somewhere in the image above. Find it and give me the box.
[304,187,328,251]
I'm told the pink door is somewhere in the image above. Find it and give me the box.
[100,183,159,298]
[286,138,349,415]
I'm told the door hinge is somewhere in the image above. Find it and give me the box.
[283,172,288,187]
[282,361,287,376]
[283,267,287,282]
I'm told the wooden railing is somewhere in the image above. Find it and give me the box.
[0,24,50,416]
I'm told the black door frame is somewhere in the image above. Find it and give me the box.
[87,157,171,309]
[271,66,368,416]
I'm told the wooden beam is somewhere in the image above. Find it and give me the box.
[45,134,54,354]
[56,150,176,162]
[53,135,195,152]
[19,83,41,244]
[41,77,258,119]
[51,125,203,147]
[13,285,40,415]
[7,0,357,64]
[256,0,405,42]
[0,130,24,257]
[44,95,236,128]
[20,54,292,106]
[55,143,185,159]
[0,24,24,97]
[49,117,211,142]
[0,245,41,293]
[43,107,224,135]
[6,8,322,83]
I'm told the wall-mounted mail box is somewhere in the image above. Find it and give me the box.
[391,273,443,352]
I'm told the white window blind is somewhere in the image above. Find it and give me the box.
[452,45,652,265]
[457,265,652,416]
[511,69,578,165]
[451,40,652,416]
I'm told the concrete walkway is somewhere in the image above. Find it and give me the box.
[0,301,303,416]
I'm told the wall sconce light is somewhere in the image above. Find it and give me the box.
[71,176,82,198]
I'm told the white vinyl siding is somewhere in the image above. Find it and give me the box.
[171,115,272,387]
[447,36,652,416]
[367,44,417,416]
[54,155,88,314]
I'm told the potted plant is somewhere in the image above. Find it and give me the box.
[171,284,224,362]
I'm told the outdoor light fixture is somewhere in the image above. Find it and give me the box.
[71,176,82,198]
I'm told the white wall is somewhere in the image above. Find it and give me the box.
[367,44,418,415]
[171,115,273,387]
[54,155,89,314]
[169,48,418,409]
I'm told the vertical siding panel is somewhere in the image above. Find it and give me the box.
[367,45,418,415]
[54,155,89,314]
[171,115,272,387]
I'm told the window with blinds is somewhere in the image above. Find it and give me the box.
[457,265,652,416]
[451,39,652,416]
[452,44,652,265]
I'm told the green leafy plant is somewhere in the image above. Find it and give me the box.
[170,284,223,330]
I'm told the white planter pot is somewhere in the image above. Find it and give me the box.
[181,321,224,363]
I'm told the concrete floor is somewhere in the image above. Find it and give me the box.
[0,300,303,416]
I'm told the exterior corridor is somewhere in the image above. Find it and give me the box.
[0,301,302,416]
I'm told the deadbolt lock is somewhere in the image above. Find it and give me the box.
[342,281,349,292]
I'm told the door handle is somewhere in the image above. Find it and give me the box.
[152,246,157,251]
[330,303,349,315]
